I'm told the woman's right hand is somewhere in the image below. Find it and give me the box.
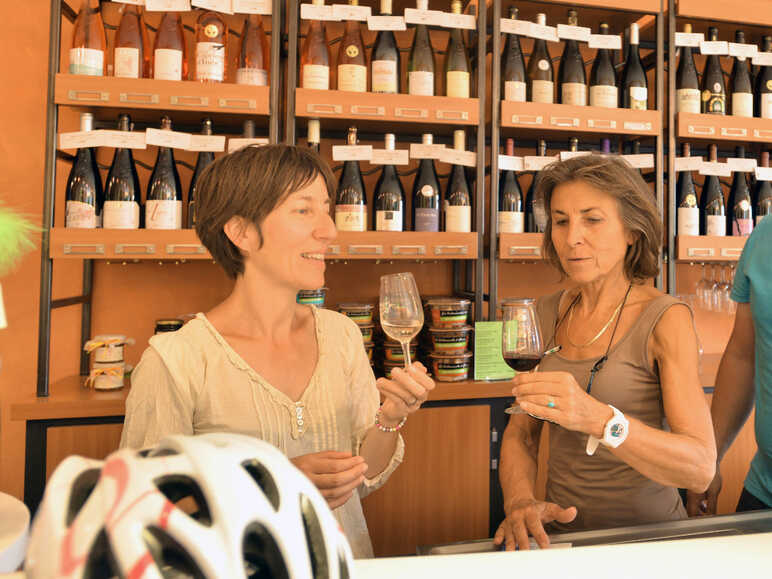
[493,499,577,550]
[291,451,369,510]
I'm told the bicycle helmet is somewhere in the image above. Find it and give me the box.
[25,432,354,578]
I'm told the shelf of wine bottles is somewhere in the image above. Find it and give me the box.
[49,228,211,261]
[498,233,544,260]
[677,112,772,143]
[675,235,747,262]
[326,231,477,259]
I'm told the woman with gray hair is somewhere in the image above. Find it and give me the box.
[494,154,716,550]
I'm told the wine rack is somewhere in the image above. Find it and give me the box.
[677,112,772,144]
[676,235,747,263]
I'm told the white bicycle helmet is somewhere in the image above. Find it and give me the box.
[25,432,354,579]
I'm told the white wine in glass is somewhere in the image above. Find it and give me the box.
[380,272,424,367]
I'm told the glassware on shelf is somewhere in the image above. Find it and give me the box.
[695,263,712,310]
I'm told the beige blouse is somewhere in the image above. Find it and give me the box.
[120,306,405,558]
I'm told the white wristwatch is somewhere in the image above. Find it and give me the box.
[586,404,630,456]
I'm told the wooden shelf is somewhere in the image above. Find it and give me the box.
[328,232,478,260]
[50,228,212,261]
[501,101,660,138]
[519,0,660,13]
[10,375,128,421]
[676,235,747,262]
[498,233,544,261]
[677,112,772,144]
[677,0,772,27]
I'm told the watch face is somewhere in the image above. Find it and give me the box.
[610,423,625,438]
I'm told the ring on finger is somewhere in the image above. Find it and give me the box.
[407,396,418,405]
[547,399,556,409]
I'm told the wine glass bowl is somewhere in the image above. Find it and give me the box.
[501,299,543,415]
[380,273,424,368]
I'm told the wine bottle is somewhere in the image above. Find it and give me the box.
[372,0,400,94]
[444,0,471,98]
[727,146,754,236]
[501,6,526,102]
[527,14,554,103]
[753,36,772,105]
[445,130,472,232]
[730,31,753,117]
[237,14,270,86]
[558,10,587,106]
[337,0,367,92]
[153,12,187,81]
[335,127,367,231]
[676,143,699,236]
[146,117,183,230]
[499,138,524,233]
[589,23,618,109]
[676,23,700,114]
[408,0,435,96]
[114,5,144,78]
[65,113,103,229]
[620,23,647,109]
[755,152,772,225]
[103,114,140,230]
[700,144,726,236]
[701,27,726,114]
[195,11,227,83]
[757,36,772,119]
[412,134,440,232]
[373,134,405,231]
[70,0,106,76]
[187,119,215,229]
[301,0,331,89]
[600,138,611,154]
[526,140,548,233]
[307,119,321,153]
[569,137,579,152]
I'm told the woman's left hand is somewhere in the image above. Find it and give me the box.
[513,371,612,437]
[376,362,435,424]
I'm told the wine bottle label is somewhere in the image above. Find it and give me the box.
[498,211,524,234]
[677,206,699,236]
[732,92,754,117]
[335,205,367,231]
[236,67,268,86]
[376,209,403,231]
[732,217,753,236]
[196,42,225,82]
[338,64,367,92]
[761,94,772,119]
[372,60,398,93]
[538,59,550,71]
[446,71,470,98]
[414,207,439,232]
[561,82,587,106]
[706,214,726,236]
[65,200,97,228]
[302,64,330,90]
[114,47,140,78]
[69,48,104,76]
[145,200,182,230]
[504,81,526,102]
[154,48,183,81]
[589,85,618,108]
[531,80,554,103]
[103,201,140,229]
[445,204,471,232]
[629,86,648,110]
[408,71,434,96]
[702,90,726,114]
[676,88,701,113]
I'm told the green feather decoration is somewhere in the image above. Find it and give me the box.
[0,205,39,276]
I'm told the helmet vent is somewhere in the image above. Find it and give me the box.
[300,494,329,579]
[338,549,350,579]
[83,529,120,579]
[242,523,290,579]
[66,468,101,526]
[154,475,212,526]
[143,526,206,579]
[241,459,281,511]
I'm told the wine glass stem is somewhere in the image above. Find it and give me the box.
[401,340,412,369]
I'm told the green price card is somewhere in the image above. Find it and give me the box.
[473,321,516,381]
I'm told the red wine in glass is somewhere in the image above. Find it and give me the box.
[503,354,543,372]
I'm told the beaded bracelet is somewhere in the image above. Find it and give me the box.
[374,408,407,433]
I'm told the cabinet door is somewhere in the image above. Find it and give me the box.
[361,405,491,556]
[46,424,124,480]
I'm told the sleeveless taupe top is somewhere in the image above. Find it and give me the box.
[535,290,688,532]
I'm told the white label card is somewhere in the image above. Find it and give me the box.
[331,4,371,21]
[623,154,655,169]
[674,156,704,172]
[145,128,192,150]
[227,137,269,153]
[729,43,757,58]
[588,34,622,50]
[370,149,409,165]
[675,32,703,47]
[409,143,445,160]
[500,19,531,36]
[755,166,772,181]
[191,0,232,13]
[301,3,338,21]
[440,148,476,167]
[404,9,444,27]
[232,0,271,13]
[524,155,559,171]
[529,23,559,43]
[58,131,102,150]
[332,145,373,161]
[498,155,524,172]
[113,0,144,5]
[367,16,406,31]
[145,0,191,11]
[752,52,772,66]
[557,24,591,42]
[100,130,147,149]
[699,161,732,177]
[559,151,591,161]
[727,157,758,172]
[441,12,476,30]
[700,40,729,55]
[187,134,226,152]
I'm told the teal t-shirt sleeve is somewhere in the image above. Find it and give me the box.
[730,233,753,303]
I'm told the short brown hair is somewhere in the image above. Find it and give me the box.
[194,144,337,279]
[536,154,662,283]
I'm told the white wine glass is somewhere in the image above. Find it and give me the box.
[501,299,543,415]
[380,272,424,368]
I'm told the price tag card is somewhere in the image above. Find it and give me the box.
[700,40,729,55]
[675,32,703,47]
[187,134,226,152]
[145,0,191,11]
[588,34,622,50]
[58,130,103,150]
[727,157,758,172]
[529,23,559,43]
[473,322,515,381]
[441,12,476,30]
[227,137,269,153]
[100,130,147,149]
[623,153,655,169]
[404,8,445,27]
[409,143,445,159]
[500,19,531,36]
[192,0,232,13]
[301,3,337,21]
[752,52,772,66]
[524,155,558,171]
[557,24,591,43]
[498,155,524,172]
[440,148,476,167]
[755,166,772,181]
[370,149,409,165]
[674,156,704,172]
[331,3,371,21]
[232,0,271,13]
[729,42,757,59]
[145,128,192,150]
[699,161,732,177]
[367,15,406,31]
[332,144,373,161]
[559,151,591,161]
[113,0,145,6]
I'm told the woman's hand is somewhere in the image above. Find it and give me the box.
[494,499,578,550]
[291,451,369,510]
[376,362,435,424]
[686,466,722,516]
[513,371,613,437]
